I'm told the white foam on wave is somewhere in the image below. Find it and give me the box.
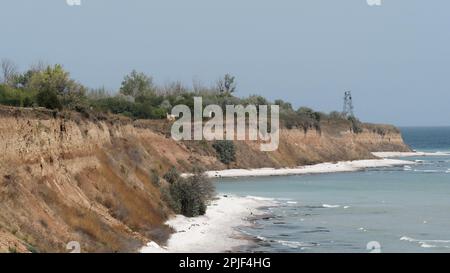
[287,201,298,204]
[420,243,436,248]
[256,236,319,249]
[413,169,440,173]
[374,151,450,158]
[400,236,450,248]
[256,235,267,241]
[322,204,341,208]
[245,195,275,201]
[276,240,317,249]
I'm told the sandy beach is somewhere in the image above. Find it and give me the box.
[140,195,274,253]
[141,157,416,253]
[204,158,414,178]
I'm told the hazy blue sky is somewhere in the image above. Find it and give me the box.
[1,0,449,126]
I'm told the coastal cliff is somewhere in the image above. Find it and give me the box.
[0,106,410,252]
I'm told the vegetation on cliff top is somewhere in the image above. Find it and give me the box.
[0,59,363,134]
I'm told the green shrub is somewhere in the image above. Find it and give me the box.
[161,186,178,212]
[212,140,236,165]
[36,89,62,110]
[163,171,215,217]
[163,167,180,184]
[150,169,160,187]
[90,96,167,119]
[348,116,363,134]
[0,84,36,107]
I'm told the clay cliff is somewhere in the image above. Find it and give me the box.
[0,106,410,252]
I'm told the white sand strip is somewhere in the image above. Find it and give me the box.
[373,151,450,158]
[140,195,274,253]
[141,158,414,253]
[203,159,414,178]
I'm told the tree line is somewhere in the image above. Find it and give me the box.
[0,58,360,132]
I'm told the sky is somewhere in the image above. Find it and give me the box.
[1,0,449,126]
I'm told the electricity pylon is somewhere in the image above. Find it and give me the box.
[342,91,354,117]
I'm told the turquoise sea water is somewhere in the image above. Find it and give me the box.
[216,127,450,253]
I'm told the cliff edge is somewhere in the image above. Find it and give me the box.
[0,106,411,252]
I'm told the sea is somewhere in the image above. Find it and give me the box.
[215,127,450,253]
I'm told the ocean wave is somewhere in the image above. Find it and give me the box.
[245,195,275,201]
[400,236,450,248]
[417,151,450,156]
[435,151,450,155]
[413,160,435,165]
[255,235,319,249]
[256,235,267,241]
[322,204,341,208]
[413,169,441,173]
[276,240,318,249]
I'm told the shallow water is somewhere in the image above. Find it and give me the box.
[215,127,450,253]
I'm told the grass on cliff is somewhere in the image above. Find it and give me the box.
[0,61,361,135]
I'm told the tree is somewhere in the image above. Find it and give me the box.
[216,74,236,95]
[28,64,85,110]
[12,70,34,88]
[29,64,71,93]
[244,95,268,106]
[1,59,18,86]
[11,61,46,89]
[120,70,154,99]
[212,140,236,165]
[160,99,172,110]
[274,99,293,111]
[36,89,62,110]
[328,111,344,120]
[297,107,314,117]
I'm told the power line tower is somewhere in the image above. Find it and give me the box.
[342,91,354,117]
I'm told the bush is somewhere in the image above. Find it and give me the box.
[163,171,215,217]
[348,116,363,134]
[328,111,345,120]
[36,89,62,110]
[212,140,236,165]
[150,169,160,187]
[163,167,180,184]
[90,96,167,119]
[0,84,36,107]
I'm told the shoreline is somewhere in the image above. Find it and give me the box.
[140,195,275,253]
[203,158,414,178]
[142,156,417,253]
[372,151,450,158]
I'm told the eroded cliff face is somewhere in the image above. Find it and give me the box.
[0,106,410,252]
